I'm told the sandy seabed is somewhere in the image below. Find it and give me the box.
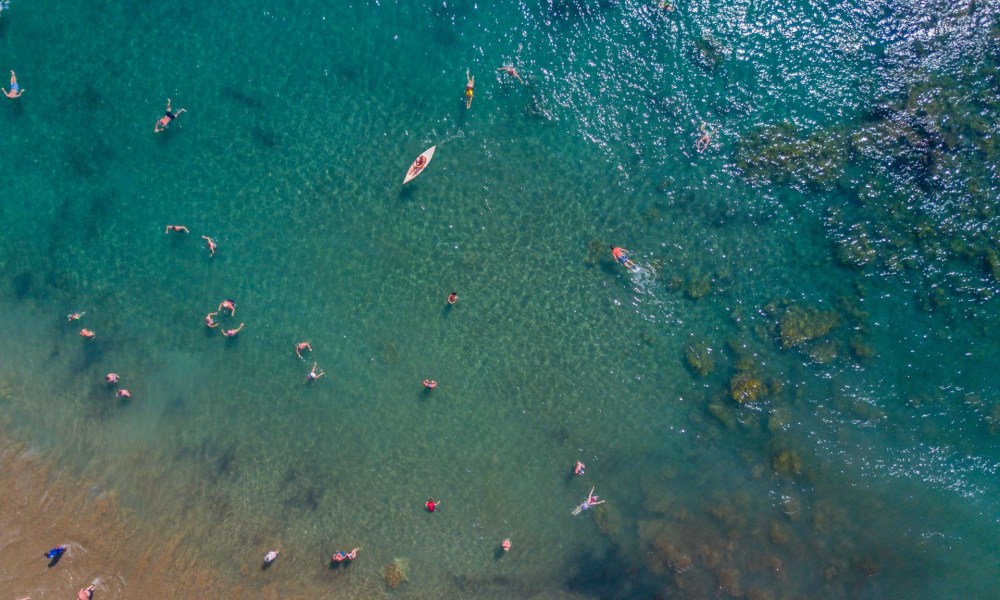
[0,434,310,600]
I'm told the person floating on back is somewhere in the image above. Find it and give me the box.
[3,70,23,98]
[263,550,279,564]
[571,487,606,516]
[464,69,475,109]
[610,246,637,270]
[154,98,186,132]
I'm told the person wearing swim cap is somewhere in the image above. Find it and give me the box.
[464,69,475,109]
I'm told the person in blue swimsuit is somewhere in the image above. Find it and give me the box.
[4,70,23,98]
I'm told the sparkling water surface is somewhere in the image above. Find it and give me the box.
[1,0,999,598]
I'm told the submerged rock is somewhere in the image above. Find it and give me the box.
[383,558,408,590]
[771,302,839,349]
[730,372,766,404]
[684,339,715,377]
[771,449,802,478]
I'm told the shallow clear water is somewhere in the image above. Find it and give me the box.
[1,0,999,597]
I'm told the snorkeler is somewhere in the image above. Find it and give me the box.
[201,235,217,257]
[465,69,475,109]
[295,342,312,359]
[571,487,606,515]
[497,65,524,84]
[218,299,235,315]
[306,362,325,382]
[574,461,585,476]
[696,123,714,153]
[426,498,441,512]
[264,550,279,564]
[205,312,220,328]
[154,98,186,132]
[610,246,637,270]
[222,323,245,337]
[164,225,189,234]
[3,70,23,98]
[80,328,96,339]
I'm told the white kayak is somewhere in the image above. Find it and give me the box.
[403,146,436,184]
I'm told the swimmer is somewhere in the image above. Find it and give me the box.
[571,487,606,516]
[205,311,220,328]
[78,584,96,600]
[306,362,325,382]
[222,323,245,337]
[465,69,475,109]
[154,98,186,133]
[609,246,637,270]
[218,299,236,315]
[425,498,441,512]
[80,328,96,339]
[201,235,217,257]
[497,65,524,84]
[658,0,675,10]
[574,461,585,476]
[331,551,347,563]
[447,291,458,305]
[696,123,714,153]
[164,225,189,234]
[105,373,119,384]
[3,70,23,98]
[423,379,437,390]
[67,311,86,321]
[501,538,511,552]
[295,342,312,359]
[346,547,359,560]
[115,389,131,399]
[263,550,279,564]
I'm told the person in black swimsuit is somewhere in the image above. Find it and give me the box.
[154,98,186,132]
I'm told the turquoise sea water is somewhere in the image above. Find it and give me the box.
[1,0,999,597]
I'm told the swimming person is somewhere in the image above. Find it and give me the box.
[426,498,440,512]
[465,69,475,109]
[3,70,23,98]
[205,312,220,328]
[447,291,458,305]
[696,123,714,153]
[423,379,437,390]
[306,362,325,382]
[154,98,186,132]
[295,342,312,359]
[333,547,359,562]
[105,373,119,384]
[571,487,606,515]
[497,65,524,84]
[610,246,637,270]
[115,389,131,399]
[346,547,359,560]
[45,546,66,560]
[222,323,245,337]
[201,235,217,257]
[80,328,96,339]
[574,461,585,476]
[501,538,511,552]
[218,299,236,315]
[164,225,189,234]
[263,550,279,564]
[67,311,85,321]
[77,584,96,600]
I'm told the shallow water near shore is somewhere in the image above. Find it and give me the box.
[1,0,999,598]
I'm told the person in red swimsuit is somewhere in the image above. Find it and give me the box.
[425,498,441,512]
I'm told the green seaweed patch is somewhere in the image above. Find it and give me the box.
[584,237,606,267]
[684,339,716,377]
[735,122,848,189]
[772,302,839,349]
[835,224,878,269]
[685,274,712,299]
[730,372,766,404]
